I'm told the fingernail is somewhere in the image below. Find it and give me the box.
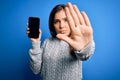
[67,2,72,5]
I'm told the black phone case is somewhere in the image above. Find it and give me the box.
[28,17,40,38]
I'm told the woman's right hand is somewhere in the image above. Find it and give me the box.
[26,28,42,42]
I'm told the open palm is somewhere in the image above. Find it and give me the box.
[56,2,93,50]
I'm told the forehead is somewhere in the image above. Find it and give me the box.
[54,10,66,19]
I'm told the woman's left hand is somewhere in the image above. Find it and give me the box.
[56,2,93,50]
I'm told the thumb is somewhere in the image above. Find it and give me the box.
[56,34,73,45]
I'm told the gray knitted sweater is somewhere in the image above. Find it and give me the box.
[29,38,95,80]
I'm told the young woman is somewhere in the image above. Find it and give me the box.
[27,2,95,80]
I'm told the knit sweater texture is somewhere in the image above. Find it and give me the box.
[29,38,95,80]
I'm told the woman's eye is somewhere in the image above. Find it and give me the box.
[54,20,59,24]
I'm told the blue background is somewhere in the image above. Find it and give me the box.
[0,0,120,80]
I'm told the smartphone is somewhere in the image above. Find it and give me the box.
[28,17,40,38]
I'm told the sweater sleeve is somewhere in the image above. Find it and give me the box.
[29,41,44,74]
[74,40,95,61]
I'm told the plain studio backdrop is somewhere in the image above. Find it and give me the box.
[0,0,120,80]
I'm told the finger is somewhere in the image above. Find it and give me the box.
[39,29,42,32]
[26,31,30,34]
[39,29,42,39]
[26,28,29,36]
[81,11,91,26]
[39,29,42,35]
[26,28,30,30]
[65,7,75,31]
[56,34,73,45]
[67,2,79,26]
[73,5,85,25]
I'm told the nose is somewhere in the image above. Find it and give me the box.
[60,21,65,28]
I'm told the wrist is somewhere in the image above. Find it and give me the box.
[30,38,40,42]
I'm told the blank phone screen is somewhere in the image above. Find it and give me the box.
[28,17,40,38]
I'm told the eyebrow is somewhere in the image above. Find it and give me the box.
[54,17,67,21]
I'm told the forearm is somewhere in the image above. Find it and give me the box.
[74,40,95,61]
[29,41,43,74]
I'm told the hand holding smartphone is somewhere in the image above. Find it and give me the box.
[28,17,40,38]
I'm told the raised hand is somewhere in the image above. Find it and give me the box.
[56,2,93,50]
